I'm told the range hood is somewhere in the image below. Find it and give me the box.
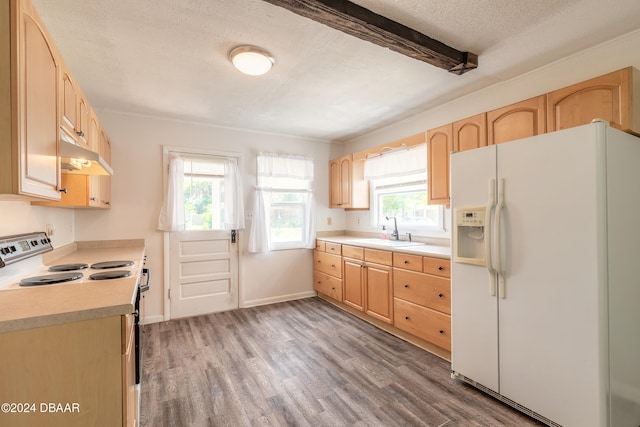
[59,132,113,176]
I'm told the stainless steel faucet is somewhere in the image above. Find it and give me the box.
[385,216,399,240]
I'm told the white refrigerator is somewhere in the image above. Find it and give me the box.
[450,122,640,427]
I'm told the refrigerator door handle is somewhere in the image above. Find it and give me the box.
[495,178,506,298]
[486,178,496,296]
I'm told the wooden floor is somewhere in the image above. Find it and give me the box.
[140,297,543,426]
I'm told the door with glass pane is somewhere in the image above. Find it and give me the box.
[168,154,240,318]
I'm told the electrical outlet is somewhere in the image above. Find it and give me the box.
[245,212,254,220]
[45,224,55,237]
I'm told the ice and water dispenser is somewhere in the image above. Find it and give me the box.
[453,207,487,266]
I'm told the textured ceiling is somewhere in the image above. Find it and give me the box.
[32,0,640,142]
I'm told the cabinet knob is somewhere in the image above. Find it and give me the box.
[331,264,335,268]
[404,284,409,288]
[331,287,335,290]
[438,266,444,271]
[90,197,97,201]
[438,293,444,298]
[59,188,68,194]
[76,130,85,138]
[439,329,445,334]
[405,316,409,320]
[404,260,409,264]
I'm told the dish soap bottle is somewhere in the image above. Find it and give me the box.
[382,225,388,240]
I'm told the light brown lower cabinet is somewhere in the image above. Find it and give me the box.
[0,315,136,427]
[314,240,452,354]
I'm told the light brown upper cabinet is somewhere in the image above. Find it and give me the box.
[61,66,91,149]
[427,125,452,206]
[487,95,546,145]
[0,0,62,201]
[453,113,487,152]
[329,155,369,209]
[547,67,640,135]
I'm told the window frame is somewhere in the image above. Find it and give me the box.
[370,173,445,233]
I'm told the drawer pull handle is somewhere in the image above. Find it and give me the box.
[438,266,444,271]
[404,260,409,264]
[439,329,445,334]
[405,316,410,320]
[438,293,444,298]
[404,284,409,288]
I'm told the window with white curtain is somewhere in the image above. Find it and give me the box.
[248,153,315,252]
[157,150,244,232]
[365,144,443,231]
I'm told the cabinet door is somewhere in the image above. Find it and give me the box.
[61,69,77,140]
[77,94,90,148]
[365,262,393,324]
[453,113,487,152]
[329,158,341,208]
[18,4,60,199]
[339,155,352,208]
[546,67,639,134]
[427,125,452,205]
[343,258,365,311]
[487,95,546,145]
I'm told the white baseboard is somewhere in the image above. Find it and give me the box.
[241,291,317,308]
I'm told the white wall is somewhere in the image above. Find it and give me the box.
[73,112,343,323]
[344,29,640,152]
[340,29,640,243]
[0,202,75,247]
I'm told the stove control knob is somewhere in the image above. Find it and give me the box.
[0,247,8,254]
[9,245,16,253]
[31,240,38,246]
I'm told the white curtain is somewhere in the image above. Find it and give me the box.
[364,144,427,179]
[248,153,315,253]
[223,158,245,230]
[248,190,271,253]
[157,153,185,232]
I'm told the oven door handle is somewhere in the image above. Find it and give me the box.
[139,267,150,292]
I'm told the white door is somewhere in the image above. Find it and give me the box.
[169,229,239,319]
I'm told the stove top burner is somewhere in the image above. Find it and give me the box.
[90,260,134,270]
[48,263,89,272]
[89,270,132,280]
[20,272,84,286]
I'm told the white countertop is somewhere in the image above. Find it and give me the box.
[317,236,451,259]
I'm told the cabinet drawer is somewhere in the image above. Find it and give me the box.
[342,245,364,260]
[313,250,342,278]
[423,257,450,278]
[393,268,451,314]
[313,271,343,301]
[393,253,423,272]
[365,248,392,265]
[394,298,451,351]
[315,240,326,252]
[325,242,342,255]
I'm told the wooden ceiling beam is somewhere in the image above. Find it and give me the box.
[262,0,478,74]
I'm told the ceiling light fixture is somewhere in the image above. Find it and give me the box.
[229,45,275,76]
